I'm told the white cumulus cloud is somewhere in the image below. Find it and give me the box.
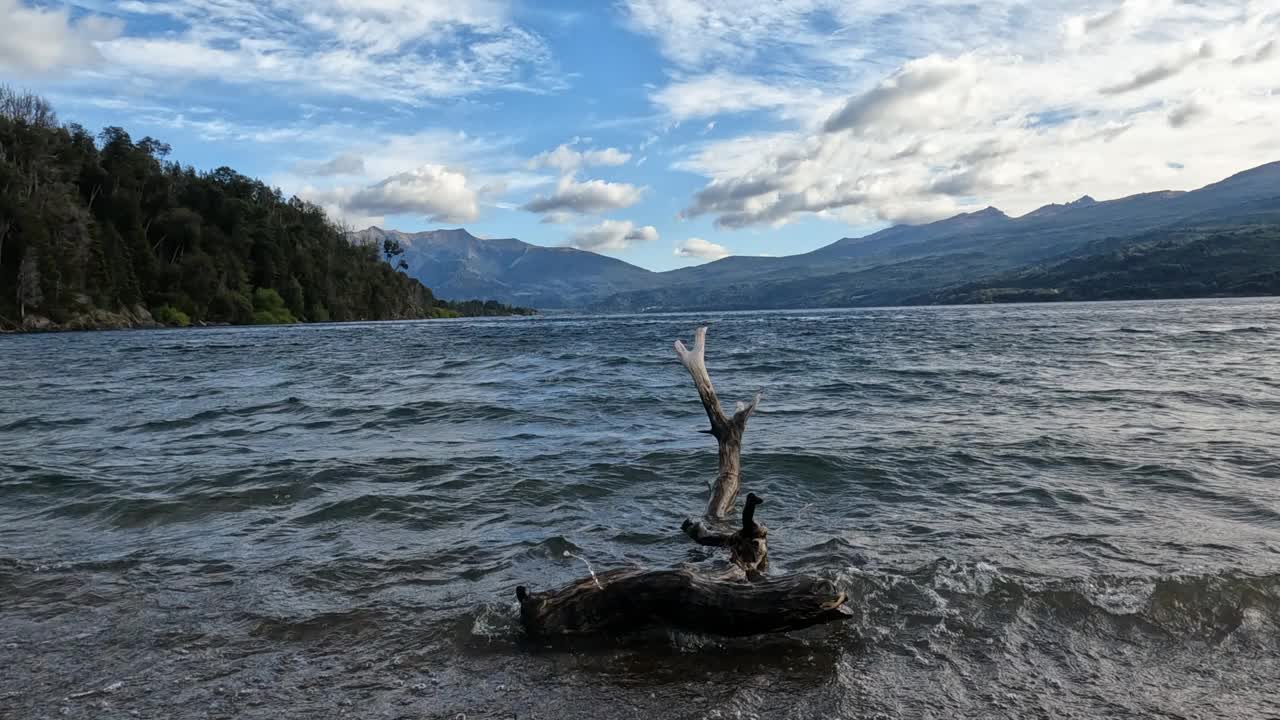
[522,176,645,215]
[267,127,551,228]
[529,143,631,172]
[568,220,659,252]
[674,237,730,261]
[344,164,479,223]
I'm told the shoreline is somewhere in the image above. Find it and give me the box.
[7,292,1275,333]
[1,309,538,335]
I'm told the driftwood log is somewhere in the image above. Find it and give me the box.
[516,326,851,637]
[516,568,851,637]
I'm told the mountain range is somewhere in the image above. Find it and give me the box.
[352,161,1280,311]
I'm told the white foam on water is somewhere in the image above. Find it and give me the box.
[1077,577,1156,615]
[469,604,513,640]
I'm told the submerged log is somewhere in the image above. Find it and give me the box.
[516,568,851,637]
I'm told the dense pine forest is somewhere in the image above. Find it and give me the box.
[0,88,531,331]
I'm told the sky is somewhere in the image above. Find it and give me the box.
[2,0,1278,271]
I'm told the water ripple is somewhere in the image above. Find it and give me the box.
[3,299,1280,718]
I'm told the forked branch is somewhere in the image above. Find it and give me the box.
[673,326,760,518]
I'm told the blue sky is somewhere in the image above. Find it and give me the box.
[3,0,1278,271]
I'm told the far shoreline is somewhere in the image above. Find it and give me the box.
[0,309,540,336]
[6,293,1276,336]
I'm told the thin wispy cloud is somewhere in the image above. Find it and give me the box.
[653,73,819,120]
[295,153,366,177]
[1099,42,1213,95]
[52,0,563,104]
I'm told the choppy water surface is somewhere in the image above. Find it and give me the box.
[3,299,1280,719]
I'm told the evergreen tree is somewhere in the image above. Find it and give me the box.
[0,86,533,329]
[17,250,41,318]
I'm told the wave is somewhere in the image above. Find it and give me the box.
[445,561,1280,654]
[385,399,519,421]
[0,416,93,432]
[1189,325,1270,335]
[115,397,309,431]
[837,561,1280,648]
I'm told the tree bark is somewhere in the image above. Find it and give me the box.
[673,326,759,519]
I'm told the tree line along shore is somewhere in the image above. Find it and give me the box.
[0,87,532,333]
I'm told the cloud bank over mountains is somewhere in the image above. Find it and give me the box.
[4,0,1276,268]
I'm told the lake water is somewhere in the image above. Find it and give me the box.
[3,299,1280,719]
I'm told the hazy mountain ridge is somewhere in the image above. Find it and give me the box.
[350,226,656,308]
[359,161,1280,310]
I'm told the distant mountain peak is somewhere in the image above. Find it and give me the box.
[1197,160,1280,195]
[1228,160,1280,177]
[355,226,477,237]
[940,205,1008,225]
[436,227,478,238]
[349,225,654,308]
[1023,194,1098,219]
[909,205,1007,228]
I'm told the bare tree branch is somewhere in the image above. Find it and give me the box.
[673,326,761,518]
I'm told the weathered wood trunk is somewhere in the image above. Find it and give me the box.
[674,326,759,519]
[517,568,851,637]
[514,326,851,638]
[674,327,771,575]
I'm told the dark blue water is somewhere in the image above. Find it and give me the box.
[3,299,1280,719]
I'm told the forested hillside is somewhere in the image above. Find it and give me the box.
[0,88,529,331]
[925,226,1280,305]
